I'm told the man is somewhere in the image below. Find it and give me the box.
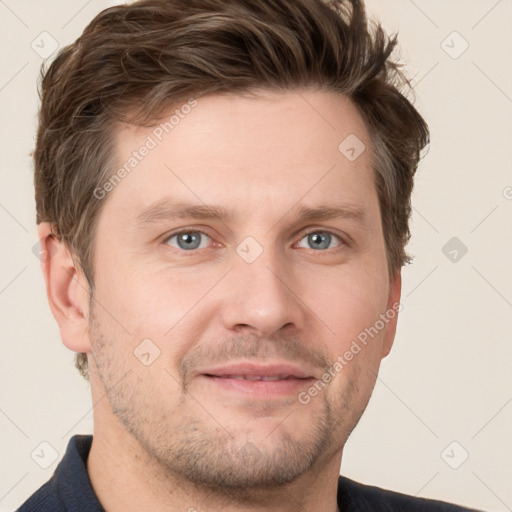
[18,0,483,510]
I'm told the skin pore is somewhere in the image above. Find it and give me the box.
[40,88,401,512]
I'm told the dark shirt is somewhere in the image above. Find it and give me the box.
[16,435,482,511]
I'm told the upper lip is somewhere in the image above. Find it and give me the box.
[199,362,315,379]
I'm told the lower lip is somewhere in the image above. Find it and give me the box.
[200,375,314,397]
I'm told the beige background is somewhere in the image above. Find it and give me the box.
[1,1,511,511]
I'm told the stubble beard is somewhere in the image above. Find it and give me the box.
[88,301,362,496]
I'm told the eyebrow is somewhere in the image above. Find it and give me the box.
[134,198,366,228]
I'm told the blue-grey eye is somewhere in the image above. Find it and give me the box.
[166,231,211,251]
[297,231,341,250]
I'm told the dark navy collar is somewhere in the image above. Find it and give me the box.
[54,435,105,511]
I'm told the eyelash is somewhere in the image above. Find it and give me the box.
[163,227,348,253]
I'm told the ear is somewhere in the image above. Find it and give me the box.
[381,270,402,358]
[37,222,92,353]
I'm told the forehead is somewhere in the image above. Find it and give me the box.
[104,89,377,225]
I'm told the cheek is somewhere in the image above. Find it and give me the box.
[93,251,195,327]
[319,270,391,407]
[313,266,389,350]
[92,262,214,368]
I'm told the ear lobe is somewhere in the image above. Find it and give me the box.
[381,270,402,358]
[38,222,92,353]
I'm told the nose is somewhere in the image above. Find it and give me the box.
[219,245,305,337]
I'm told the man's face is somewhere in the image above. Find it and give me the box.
[87,89,400,489]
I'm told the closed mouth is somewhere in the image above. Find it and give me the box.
[204,374,310,381]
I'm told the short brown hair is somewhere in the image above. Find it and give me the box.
[34,0,429,380]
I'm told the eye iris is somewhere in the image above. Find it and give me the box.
[177,232,201,250]
[172,232,335,250]
[309,232,331,250]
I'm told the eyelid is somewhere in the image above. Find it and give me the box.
[293,227,348,249]
[163,227,215,247]
[162,225,350,252]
